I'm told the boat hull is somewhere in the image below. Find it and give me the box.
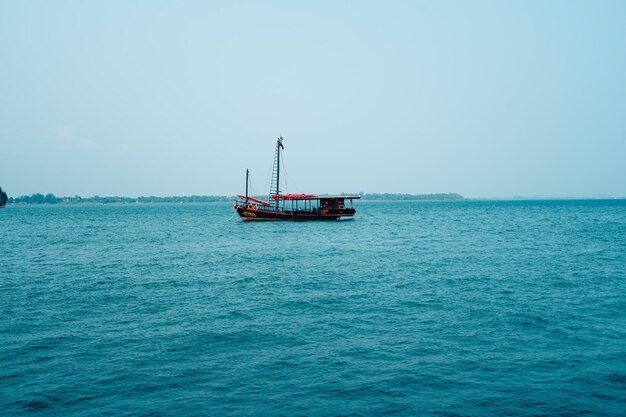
[235,206,355,221]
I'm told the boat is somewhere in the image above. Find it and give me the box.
[233,137,360,221]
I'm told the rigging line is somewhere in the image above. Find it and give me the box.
[267,145,276,198]
[282,152,296,195]
[227,209,237,221]
[281,146,289,195]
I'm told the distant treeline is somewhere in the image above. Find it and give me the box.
[8,194,230,204]
[8,192,463,204]
[353,193,463,201]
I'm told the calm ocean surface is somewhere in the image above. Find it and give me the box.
[1,200,625,416]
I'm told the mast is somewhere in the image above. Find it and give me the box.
[269,136,284,204]
[245,169,249,204]
[276,138,281,196]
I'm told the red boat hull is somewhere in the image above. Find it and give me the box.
[235,205,355,221]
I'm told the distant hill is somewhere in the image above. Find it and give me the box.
[357,193,463,201]
[8,194,231,204]
[0,187,7,208]
[7,192,463,204]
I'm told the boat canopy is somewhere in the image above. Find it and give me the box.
[270,194,361,201]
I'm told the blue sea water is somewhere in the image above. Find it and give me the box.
[1,200,626,416]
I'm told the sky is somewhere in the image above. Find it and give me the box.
[1,0,625,198]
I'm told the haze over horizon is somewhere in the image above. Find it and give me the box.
[1,1,625,199]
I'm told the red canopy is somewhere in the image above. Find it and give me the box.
[271,194,318,200]
[270,194,361,201]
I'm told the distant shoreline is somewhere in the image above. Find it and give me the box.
[7,193,464,205]
[6,193,625,205]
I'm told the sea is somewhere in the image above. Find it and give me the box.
[1,200,625,416]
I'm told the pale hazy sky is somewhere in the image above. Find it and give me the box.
[1,1,625,198]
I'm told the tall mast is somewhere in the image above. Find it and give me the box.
[276,138,281,196]
[269,136,284,202]
[245,169,249,204]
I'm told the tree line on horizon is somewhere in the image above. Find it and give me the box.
[354,193,463,201]
[7,192,464,204]
[7,194,231,204]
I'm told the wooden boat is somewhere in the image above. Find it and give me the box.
[233,137,360,221]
